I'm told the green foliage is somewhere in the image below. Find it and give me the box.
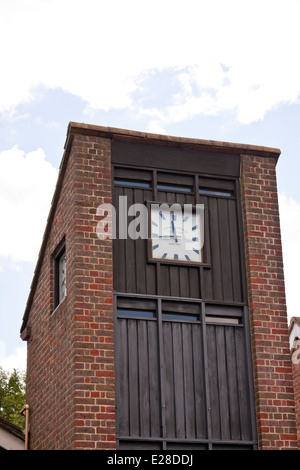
[0,367,26,428]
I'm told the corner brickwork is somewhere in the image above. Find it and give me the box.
[241,154,298,449]
[24,133,115,450]
[71,134,115,450]
[290,322,300,449]
[292,357,300,447]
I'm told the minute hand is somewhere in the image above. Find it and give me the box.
[171,215,178,243]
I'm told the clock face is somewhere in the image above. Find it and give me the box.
[150,206,202,263]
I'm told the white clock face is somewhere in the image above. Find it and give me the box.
[150,206,202,263]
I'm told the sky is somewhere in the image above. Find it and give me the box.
[0,0,300,372]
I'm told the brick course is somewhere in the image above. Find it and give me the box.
[241,154,298,449]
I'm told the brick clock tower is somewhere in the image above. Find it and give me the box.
[20,122,299,450]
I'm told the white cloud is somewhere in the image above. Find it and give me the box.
[278,193,300,323]
[1,0,300,125]
[0,147,58,266]
[0,341,27,373]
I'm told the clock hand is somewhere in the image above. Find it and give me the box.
[171,213,178,243]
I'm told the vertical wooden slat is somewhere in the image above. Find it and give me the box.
[225,326,240,440]
[218,198,233,302]
[235,180,248,304]
[215,325,231,440]
[206,324,220,439]
[208,198,223,301]
[116,319,129,437]
[182,323,196,438]
[200,195,213,300]
[166,192,180,298]
[113,186,126,292]
[134,189,147,294]
[160,265,170,296]
[191,323,207,439]
[147,321,161,438]
[170,268,180,297]
[189,268,200,298]
[157,298,166,445]
[127,319,139,436]
[242,306,257,442]
[145,188,157,295]
[172,323,185,438]
[124,188,136,293]
[137,320,150,437]
[146,263,157,295]
[179,267,189,298]
[163,322,175,437]
[228,199,242,303]
[235,327,252,440]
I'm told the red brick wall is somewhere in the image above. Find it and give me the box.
[241,154,298,449]
[24,128,299,450]
[291,344,300,448]
[24,133,115,449]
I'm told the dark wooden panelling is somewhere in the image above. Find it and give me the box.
[162,321,206,440]
[114,167,152,182]
[117,313,207,442]
[116,318,160,439]
[207,197,223,300]
[116,318,129,437]
[206,324,252,442]
[113,145,255,449]
[134,188,148,294]
[112,141,240,178]
[201,195,243,303]
[119,441,162,450]
[228,198,243,303]
[113,184,156,295]
[113,164,244,303]
[115,297,256,449]
[113,185,126,293]
[218,197,234,302]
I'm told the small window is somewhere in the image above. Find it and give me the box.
[199,188,233,197]
[162,312,199,322]
[117,309,155,319]
[205,316,240,325]
[54,243,66,309]
[114,179,151,188]
[157,184,192,193]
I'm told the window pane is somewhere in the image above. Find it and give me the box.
[199,188,232,197]
[158,184,191,192]
[117,309,155,318]
[58,252,66,303]
[162,313,199,321]
[114,179,150,188]
[205,315,239,324]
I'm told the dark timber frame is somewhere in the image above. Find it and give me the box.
[112,139,257,450]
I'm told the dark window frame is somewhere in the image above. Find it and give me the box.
[53,240,66,310]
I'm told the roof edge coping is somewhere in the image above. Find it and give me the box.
[67,121,281,159]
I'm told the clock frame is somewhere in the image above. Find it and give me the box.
[147,202,204,265]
